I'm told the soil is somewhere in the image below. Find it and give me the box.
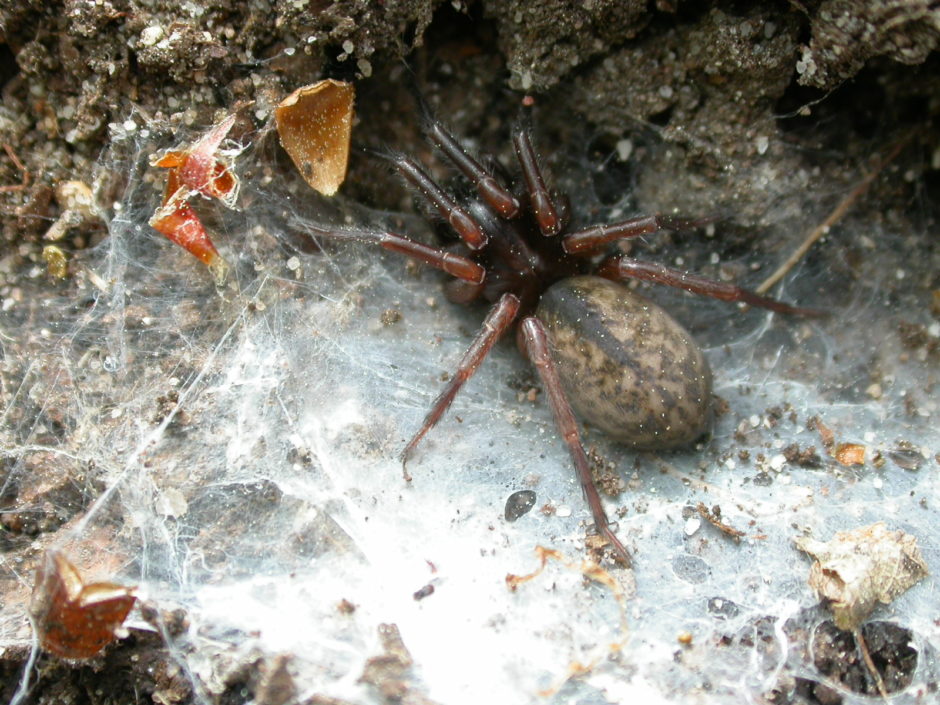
[1,1,938,704]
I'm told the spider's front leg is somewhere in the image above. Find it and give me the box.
[400,293,520,480]
[519,316,632,567]
[305,224,484,283]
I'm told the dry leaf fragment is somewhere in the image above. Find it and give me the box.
[151,113,240,207]
[275,79,354,196]
[835,442,866,466]
[795,522,928,631]
[150,168,225,269]
[29,550,137,659]
[41,245,68,278]
[44,180,99,241]
[149,113,241,279]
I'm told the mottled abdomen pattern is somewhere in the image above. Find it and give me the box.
[536,276,712,449]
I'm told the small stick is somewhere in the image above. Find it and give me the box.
[696,502,745,543]
[756,134,913,295]
[854,627,889,699]
[0,143,30,193]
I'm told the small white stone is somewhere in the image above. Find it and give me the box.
[872,477,883,489]
[684,516,702,536]
[140,25,164,47]
[555,505,572,518]
[615,139,633,162]
[755,135,769,155]
[769,454,787,471]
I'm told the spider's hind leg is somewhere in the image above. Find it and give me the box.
[598,256,827,317]
[520,316,632,566]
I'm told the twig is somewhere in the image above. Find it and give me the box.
[854,627,889,699]
[0,143,30,193]
[696,502,745,543]
[756,133,914,295]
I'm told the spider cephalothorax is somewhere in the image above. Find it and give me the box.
[307,97,820,565]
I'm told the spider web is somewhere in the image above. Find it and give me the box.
[1,102,938,705]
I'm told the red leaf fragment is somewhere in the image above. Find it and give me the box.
[29,550,137,659]
[174,113,239,206]
[150,197,222,268]
[149,113,240,275]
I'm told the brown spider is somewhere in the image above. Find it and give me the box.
[306,97,820,566]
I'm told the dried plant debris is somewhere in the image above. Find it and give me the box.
[149,113,242,278]
[255,654,297,705]
[506,546,633,697]
[41,244,68,278]
[358,623,440,705]
[795,523,928,631]
[29,550,137,659]
[275,80,354,197]
[44,180,100,242]
[696,502,745,543]
[834,442,866,467]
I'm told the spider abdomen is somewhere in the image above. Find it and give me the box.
[536,275,712,449]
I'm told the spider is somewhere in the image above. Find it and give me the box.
[306,95,821,566]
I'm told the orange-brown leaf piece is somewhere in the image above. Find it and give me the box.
[150,113,240,278]
[151,113,240,207]
[835,442,866,466]
[29,550,137,659]
[149,169,224,270]
[275,79,354,196]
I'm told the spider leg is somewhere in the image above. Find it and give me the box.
[520,316,632,566]
[372,151,489,250]
[598,256,827,317]
[407,84,520,219]
[563,214,713,255]
[305,224,484,283]
[512,122,561,236]
[424,120,521,219]
[401,293,521,478]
